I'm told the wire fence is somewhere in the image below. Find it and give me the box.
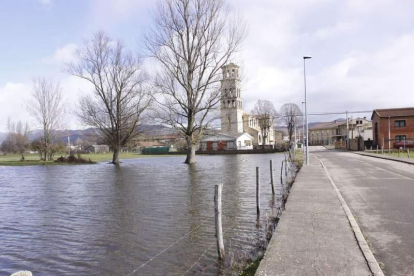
[125,152,299,276]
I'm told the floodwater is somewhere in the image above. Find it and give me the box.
[0,154,287,276]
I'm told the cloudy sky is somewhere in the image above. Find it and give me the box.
[1,0,414,131]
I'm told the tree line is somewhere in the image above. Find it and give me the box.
[2,0,303,164]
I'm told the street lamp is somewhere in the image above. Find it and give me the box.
[302,101,305,153]
[303,56,312,165]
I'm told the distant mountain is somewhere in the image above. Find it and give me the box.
[0,124,175,145]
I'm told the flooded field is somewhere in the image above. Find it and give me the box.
[0,154,288,276]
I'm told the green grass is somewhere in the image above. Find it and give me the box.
[366,150,414,159]
[239,256,263,276]
[0,152,179,166]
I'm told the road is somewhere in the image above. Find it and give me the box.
[312,147,414,276]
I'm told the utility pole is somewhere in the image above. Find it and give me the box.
[302,101,305,153]
[294,124,297,149]
[388,116,391,153]
[351,116,354,139]
[67,132,71,156]
[346,111,349,150]
[303,56,312,165]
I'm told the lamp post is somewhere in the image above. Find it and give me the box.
[302,101,305,153]
[303,56,312,165]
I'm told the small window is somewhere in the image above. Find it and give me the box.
[213,142,218,150]
[395,135,406,142]
[395,120,406,127]
[202,142,207,150]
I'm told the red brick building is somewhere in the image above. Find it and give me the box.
[371,107,414,149]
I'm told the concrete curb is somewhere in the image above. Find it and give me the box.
[313,154,385,276]
[353,152,414,165]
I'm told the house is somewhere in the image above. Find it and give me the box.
[371,107,414,149]
[200,133,254,151]
[309,118,372,146]
[201,63,277,150]
[84,144,109,153]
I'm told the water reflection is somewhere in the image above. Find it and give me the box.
[0,154,285,276]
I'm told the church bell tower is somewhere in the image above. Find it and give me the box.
[220,63,244,135]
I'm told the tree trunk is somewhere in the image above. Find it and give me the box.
[112,146,120,164]
[184,143,197,164]
[20,153,25,161]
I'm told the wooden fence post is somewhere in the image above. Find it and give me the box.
[256,167,260,215]
[270,160,275,195]
[214,184,225,259]
[280,161,284,186]
[376,145,379,154]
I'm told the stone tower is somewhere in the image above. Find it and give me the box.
[220,63,243,135]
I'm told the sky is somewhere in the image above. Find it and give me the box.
[1,0,414,131]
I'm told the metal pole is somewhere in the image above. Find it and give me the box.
[256,167,260,215]
[304,57,311,165]
[388,116,391,153]
[214,184,225,259]
[302,101,305,153]
[294,125,297,149]
[346,111,349,150]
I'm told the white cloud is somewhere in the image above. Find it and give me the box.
[0,82,32,131]
[41,43,78,65]
[224,0,414,122]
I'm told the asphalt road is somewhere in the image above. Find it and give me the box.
[312,147,414,276]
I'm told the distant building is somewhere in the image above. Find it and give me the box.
[200,133,254,151]
[201,63,277,151]
[128,133,181,149]
[84,145,109,153]
[371,107,414,149]
[309,118,372,146]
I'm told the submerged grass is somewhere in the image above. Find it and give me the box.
[239,255,264,276]
[0,152,180,166]
[238,149,304,275]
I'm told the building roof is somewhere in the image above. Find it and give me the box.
[201,133,237,142]
[236,132,254,140]
[89,144,109,148]
[201,132,254,142]
[371,107,414,119]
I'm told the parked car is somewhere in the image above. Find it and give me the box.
[393,140,414,149]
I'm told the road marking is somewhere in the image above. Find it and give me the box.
[313,154,385,276]
[349,156,414,181]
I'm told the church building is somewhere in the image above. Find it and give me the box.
[200,63,276,151]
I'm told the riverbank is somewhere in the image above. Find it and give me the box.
[239,150,303,275]
[254,152,383,276]
[0,152,179,166]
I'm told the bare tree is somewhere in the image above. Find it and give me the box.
[279,103,302,147]
[2,118,30,160]
[67,31,151,164]
[27,78,65,161]
[145,0,246,164]
[251,100,277,147]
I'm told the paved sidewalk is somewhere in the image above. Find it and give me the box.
[255,155,375,276]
